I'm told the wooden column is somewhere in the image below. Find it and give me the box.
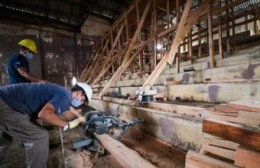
[166,0,170,29]
[226,0,231,54]
[245,15,248,31]
[208,1,215,68]
[188,32,192,61]
[176,53,180,73]
[218,1,223,59]
[153,0,157,67]
[198,25,202,58]
[254,6,257,34]
[175,0,180,73]
[231,2,236,48]
[139,52,143,72]
[135,0,141,43]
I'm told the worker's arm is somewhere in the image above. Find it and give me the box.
[17,67,46,83]
[38,103,68,127]
[62,109,82,120]
[38,103,85,130]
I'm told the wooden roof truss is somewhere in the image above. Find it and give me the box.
[80,0,260,96]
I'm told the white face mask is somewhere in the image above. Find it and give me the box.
[24,52,34,60]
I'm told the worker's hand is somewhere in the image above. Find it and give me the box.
[68,116,86,129]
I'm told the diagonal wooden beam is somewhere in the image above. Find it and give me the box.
[166,0,193,64]
[98,45,145,96]
[142,0,210,91]
[122,0,152,64]
[98,0,152,96]
[91,49,126,86]
[80,39,110,82]
[91,23,125,85]
[80,51,99,81]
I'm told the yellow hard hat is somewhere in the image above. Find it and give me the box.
[18,39,37,53]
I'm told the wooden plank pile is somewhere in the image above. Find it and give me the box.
[186,99,260,168]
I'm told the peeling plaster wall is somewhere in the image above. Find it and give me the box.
[0,23,93,86]
[39,33,92,85]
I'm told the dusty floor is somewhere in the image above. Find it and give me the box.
[0,126,186,168]
[121,127,186,168]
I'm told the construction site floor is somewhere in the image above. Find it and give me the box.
[0,126,186,168]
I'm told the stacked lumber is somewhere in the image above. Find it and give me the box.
[186,99,260,168]
[205,105,239,123]
[228,100,260,127]
[205,100,260,127]
[228,100,260,113]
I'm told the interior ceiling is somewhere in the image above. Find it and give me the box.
[0,0,133,32]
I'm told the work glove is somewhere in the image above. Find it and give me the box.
[69,116,86,129]
[63,116,86,131]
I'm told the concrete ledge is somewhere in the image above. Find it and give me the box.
[90,96,206,151]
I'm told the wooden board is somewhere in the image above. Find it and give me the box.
[203,111,238,123]
[208,105,240,113]
[202,137,239,151]
[235,145,260,168]
[200,144,236,161]
[203,118,260,150]
[164,80,182,85]
[237,111,260,126]
[228,100,260,113]
[185,150,238,168]
[95,134,156,168]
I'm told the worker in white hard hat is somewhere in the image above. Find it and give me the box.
[0,82,92,167]
[7,38,46,84]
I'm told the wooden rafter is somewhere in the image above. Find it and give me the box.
[84,39,110,82]
[82,37,110,81]
[142,0,210,90]
[78,0,256,96]
[98,0,152,96]
[91,23,125,85]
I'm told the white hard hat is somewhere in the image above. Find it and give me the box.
[76,82,93,102]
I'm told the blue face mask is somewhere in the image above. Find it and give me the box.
[24,53,34,60]
[71,99,81,107]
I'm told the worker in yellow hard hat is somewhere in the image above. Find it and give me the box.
[7,38,46,84]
